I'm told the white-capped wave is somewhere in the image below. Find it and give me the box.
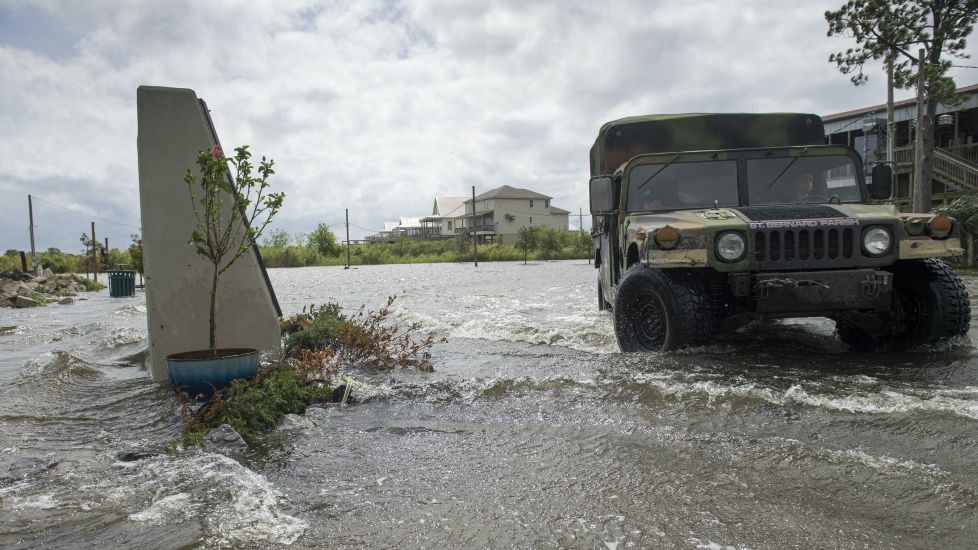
[109,452,306,546]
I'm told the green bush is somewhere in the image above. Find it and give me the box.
[182,365,331,445]
[282,303,347,356]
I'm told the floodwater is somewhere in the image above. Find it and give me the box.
[3,260,978,548]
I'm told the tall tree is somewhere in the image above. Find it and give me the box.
[263,228,291,248]
[515,226,540,264]
[826,0,978,211]
[307,224,339,256]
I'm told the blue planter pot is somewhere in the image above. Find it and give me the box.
[166,348,260,397]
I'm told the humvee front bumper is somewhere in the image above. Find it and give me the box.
[729,269,892,314]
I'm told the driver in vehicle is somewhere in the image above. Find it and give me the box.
[790,173,815,202]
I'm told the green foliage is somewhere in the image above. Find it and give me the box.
[538,227,562,261]
[128,234,144,272]
[80,278,107,291]
[516,226,540,264]
[282,303,347,357]
[281,297,441,372]
[825,0,977,103]
[258,228,590,268]
[264,228,291,248]
[185,145,284,350]
[308,223,339,256]
[181,365,331,445]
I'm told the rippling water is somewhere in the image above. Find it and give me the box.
[2,261,978,548]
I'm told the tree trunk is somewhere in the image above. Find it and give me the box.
[912,49,933,213]
[209,264,219,352]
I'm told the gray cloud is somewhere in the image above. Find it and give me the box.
[1,0,975,251]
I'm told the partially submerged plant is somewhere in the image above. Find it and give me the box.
[180,364,331,446]
[281,296,444,372]
[185,145,284,352]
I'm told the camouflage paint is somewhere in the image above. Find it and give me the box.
[591,113,825,176]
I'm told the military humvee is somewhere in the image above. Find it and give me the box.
[589,113,971,352]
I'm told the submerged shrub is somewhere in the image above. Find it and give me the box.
[281,296,442,372]
[282,303,346,357]
[181,364,331,445]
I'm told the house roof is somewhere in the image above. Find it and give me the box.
[382,221,399,232]
[550,207,570,215]
[469,185,552,202]
[823,82,978,122]
[433,196,467,217]
[398,217,421,228]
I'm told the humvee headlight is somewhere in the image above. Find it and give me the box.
[862,226,892,257]
[927,215,952,239]
[653,226,681,249]
[715,231,746,262]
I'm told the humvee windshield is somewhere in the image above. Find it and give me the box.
[747,154,861,205]
[627,160,738,212]
[626,153,863,212]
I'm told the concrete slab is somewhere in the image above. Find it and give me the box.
[137,86,281,382]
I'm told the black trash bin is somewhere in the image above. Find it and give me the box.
[108,270,136,297]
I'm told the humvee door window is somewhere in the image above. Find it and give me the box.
[747,155,861,204]
[627,161,738,211]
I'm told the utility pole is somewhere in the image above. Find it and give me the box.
[27,194,38,275]
[581,207,591,265]
[886,57,894,165]
[91,222,98,283]
[912,48,930,213]
[344,208,351,270]
[471,185,478,267]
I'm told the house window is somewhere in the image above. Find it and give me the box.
[530,199,534,207]
[448,221,453,230]
[545,200,549,208]
[529,217,533,223]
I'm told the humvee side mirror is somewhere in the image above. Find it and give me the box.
[869,164,893,200]
[589,176,615,214]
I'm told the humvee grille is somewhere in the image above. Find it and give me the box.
[753,227,856,270]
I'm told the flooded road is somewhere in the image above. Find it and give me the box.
[2,261,978,548]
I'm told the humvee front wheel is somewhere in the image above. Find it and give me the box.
[613,266,712,352]
[836,259,970,350]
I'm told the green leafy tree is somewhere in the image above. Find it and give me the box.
[307,224,339,256]
[264,228,291,248]
[186,145,284,351]
[128,234,144,272]
[826,0,978,209]
[538,227,562,261]
[515,226,540,264]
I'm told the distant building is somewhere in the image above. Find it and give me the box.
[420,196,467,240]
[366,218,421,243]
[455,185,570,244]
[823,82,978,209]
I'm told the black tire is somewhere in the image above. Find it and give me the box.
[613,266,713,352]
[597,278,611,311]
[837,259,971,350]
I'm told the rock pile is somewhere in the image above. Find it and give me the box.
[0,269,100,308]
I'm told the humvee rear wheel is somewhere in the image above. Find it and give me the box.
[836,259,970,350]
[613,266,712,352]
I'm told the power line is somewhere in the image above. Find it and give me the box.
[31,195,142,230]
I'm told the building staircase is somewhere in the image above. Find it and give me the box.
[882,143,978,207]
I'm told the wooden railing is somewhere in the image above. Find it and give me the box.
[934,148,978,192]
[873,143,978,194]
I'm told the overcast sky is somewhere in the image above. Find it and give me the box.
[2,0,977,252]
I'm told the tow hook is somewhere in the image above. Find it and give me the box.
[861,272,891,299]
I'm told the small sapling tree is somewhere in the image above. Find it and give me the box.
[185,145,284,352]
